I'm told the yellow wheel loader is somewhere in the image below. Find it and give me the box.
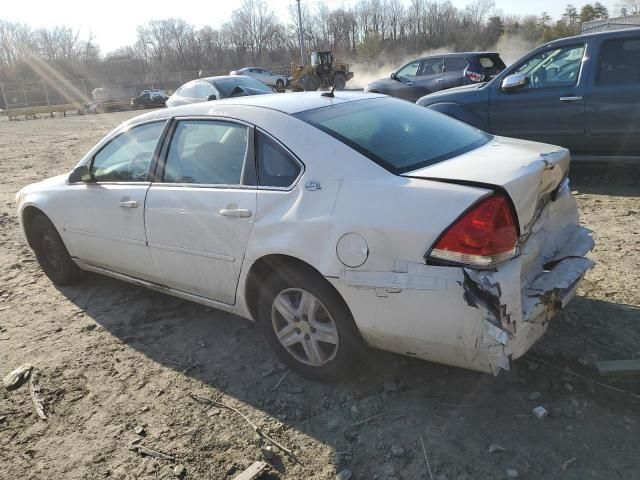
[290,51,354,92]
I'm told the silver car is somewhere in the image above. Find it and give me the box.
[166,75,273,108]
[230,67,287,90]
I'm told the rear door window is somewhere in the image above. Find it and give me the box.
[597,37,640,85]
[445,57,468,72]
[420,57,444,76]
[163,120,249,185]
[296,97,490,174]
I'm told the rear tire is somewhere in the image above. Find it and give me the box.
[257,265,363,382]
[332,73,346,90]
[30,214,83,286]
[275,79,285,92]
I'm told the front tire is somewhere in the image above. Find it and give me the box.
[275,79,285,92]
[301,75,320,92]
[30,215,83,286]
[257,266,363,381]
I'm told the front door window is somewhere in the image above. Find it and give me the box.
[512,45,585,89]
[91,122,165,182]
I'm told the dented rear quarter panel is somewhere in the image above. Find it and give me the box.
[235,106,490,308]
[235,107,593,374]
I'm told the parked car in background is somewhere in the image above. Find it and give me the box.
[417,28,640,155]
[16,92,593,380]
[364,52,505,102]
[166,75,273,108]
[131,90,168,109]
[230,67,288,90]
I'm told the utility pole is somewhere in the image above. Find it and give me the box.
[296,0,305,65]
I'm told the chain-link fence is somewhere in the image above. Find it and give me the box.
[0,65,293,115]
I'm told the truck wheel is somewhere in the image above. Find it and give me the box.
[257,265,364,382]
[333,73,346,90]
[301,75,320,92]
[30,214,83,286]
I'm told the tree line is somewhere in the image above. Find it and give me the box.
[0,0,626,83]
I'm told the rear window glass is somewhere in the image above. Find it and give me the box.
[212,77,273,97]
[479,57,495,68]
[475,55,506,74]
[295,98,491,174]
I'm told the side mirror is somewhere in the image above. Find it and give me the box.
[68,164,93,183]
[390,72,397,80]
[501,73,528,91]
[207,94,217,101]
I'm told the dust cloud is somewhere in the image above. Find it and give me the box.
[348,34,537,89]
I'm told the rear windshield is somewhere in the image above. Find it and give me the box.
[473,54,506,74]
[295,97,491,174]
[211,76,273,97]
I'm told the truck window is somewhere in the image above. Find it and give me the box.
[512,45,585,89]
[597,37,640,85]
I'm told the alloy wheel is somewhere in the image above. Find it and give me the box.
[271,288,339,366]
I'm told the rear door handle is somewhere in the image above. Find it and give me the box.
[559,96,583,102]
[435,78,445,82]
[219,208,252,218]
[118,200,138,208]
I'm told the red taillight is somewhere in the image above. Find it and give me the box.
[428,193,518,268]
[465,70,485,82]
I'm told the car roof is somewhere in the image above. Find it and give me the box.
[417,51,500,61]
[547,26,640,46]
[148,92,386,118]
[200,75,246,83]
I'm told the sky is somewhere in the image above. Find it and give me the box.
[1,0,618,54]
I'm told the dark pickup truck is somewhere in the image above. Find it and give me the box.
[417,28,640,155]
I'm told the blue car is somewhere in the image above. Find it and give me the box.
[417,28,640,155]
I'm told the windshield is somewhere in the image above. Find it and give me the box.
[211,76,273,97]
[295,97,491,174]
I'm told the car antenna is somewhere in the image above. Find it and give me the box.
[322,82,337,98]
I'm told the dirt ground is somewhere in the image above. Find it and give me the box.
[1,111,639,480]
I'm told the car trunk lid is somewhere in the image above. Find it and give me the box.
[402,136,570,235]
[406,136,594,374]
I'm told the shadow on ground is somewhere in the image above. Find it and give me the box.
[54,273,640,480]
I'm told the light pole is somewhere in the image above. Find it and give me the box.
[296,0,305,65]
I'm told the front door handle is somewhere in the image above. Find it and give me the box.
[559,96,583,102]
[219,208,252,218]
[118,200,138,208]
[435,78,445,82]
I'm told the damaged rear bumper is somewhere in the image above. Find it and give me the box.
[330,182,594,374]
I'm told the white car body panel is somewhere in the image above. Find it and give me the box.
[145,185,257,305]
[405,135,571,233]
[59,183,155,279]
[233,68,286,87]
[16,92,594,374]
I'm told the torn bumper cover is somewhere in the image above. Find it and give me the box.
[463,187,594,374]
[332,182,594,375]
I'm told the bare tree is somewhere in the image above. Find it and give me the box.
[616,0,640,14]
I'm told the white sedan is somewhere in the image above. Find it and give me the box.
[15,92,594,380]
[230,67,287,90]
